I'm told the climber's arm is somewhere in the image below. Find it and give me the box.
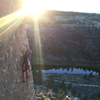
[27,43,30,51]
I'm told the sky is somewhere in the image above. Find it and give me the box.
[45,0,100,14]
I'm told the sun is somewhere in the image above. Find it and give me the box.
[23,0,47,15]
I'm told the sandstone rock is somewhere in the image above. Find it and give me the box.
[0,6,36,99]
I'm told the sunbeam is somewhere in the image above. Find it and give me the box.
[0,10,24,28]
[0,14,25,37]
[34,16,44,67]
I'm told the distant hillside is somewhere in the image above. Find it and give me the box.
[42,10,100,18]
[26,10,100,65]
[27,26,100,65]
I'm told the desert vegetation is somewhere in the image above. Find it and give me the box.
[32,67,100,100]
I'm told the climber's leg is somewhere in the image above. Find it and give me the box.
[23,72,26,82]
[23,64,26,82]
[28,60,31,72]
[26,70,29,78]
[25,62,29,78]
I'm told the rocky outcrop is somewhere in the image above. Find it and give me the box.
[0,0,22,17]
[0,1,36,99]
[0,21,36,100]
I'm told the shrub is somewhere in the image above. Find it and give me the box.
[74,98,78,100]
[58,90,65,100]
[47,92,51,97]
[71,87,77,96]
[98,98,100,100]
[64,88,68,95]
[54,83,59,93]
[47,75,55,88]
[82,93,89,100]
[58,81,61,87]
[90,93,97,100]
[83,74,87,79]
[77,91,81,97]
[49,89,52,92]
[38,93,44,97]
[89,72,93,77]
[37,68,43,85]
[68,83,72,90]
[60,80,66,91]
[36,89,40,94]
[98,92,100,98]
[42,90,46,95]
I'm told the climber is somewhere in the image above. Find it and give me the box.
[26,49,32,72]
[26,42,32,71]
[23,43,32,82]
[23,61,29,82]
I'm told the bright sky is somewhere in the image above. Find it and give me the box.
[23,0,100,14]
[45,0,100,14]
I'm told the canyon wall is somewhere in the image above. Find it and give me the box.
[0,21,36,100]
[0,0,36,100]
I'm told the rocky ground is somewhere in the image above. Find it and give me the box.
[34,73,100,100]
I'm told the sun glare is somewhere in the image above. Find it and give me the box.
[23,0,47,15]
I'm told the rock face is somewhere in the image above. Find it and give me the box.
[0,0,22,17]
[0,21,36,100]
[0,1,36,99]
[0,22,36,100]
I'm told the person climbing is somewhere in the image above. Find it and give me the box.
[23,43,32,82]
[26,42,32,71]
[26,49,32,72]
[23,61,29,82]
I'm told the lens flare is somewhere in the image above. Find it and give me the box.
[23,0,46,16]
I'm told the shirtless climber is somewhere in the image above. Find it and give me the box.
[23,43,32,83]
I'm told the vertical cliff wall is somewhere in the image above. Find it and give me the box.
[0,0,36,100]
[0,23,36,100]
